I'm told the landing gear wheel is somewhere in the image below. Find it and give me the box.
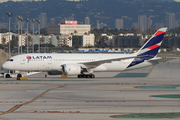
[17,74,22,78]
[78,75,82,78]
[77,74,95,78]
[86,75,90,78]
[5,74,11,78]
[17,74,22,80]
[91,74,95,78]
[82,75,85,78]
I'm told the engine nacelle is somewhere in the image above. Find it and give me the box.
[61,64,81,75]
[47,71,62,75]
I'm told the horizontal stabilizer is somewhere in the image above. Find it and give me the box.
[148,57,176,63]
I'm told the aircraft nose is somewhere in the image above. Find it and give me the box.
[2,62,8,69]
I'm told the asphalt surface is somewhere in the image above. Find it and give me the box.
[0,58,180,120]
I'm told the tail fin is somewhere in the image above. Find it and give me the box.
[136,27,167,58]
[127,28,167,68]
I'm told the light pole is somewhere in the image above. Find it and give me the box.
[6,12,12,60]
[20,17,23,54]
[17,16,20,55]
[37,20,40,53]
[26,18,29,53]
[61,34,63,47]
[32,19,35,53]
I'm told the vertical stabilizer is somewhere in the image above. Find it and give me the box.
[136,28,167,57]
[127,28,167,68]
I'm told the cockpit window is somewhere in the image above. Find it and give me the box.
[7,59,13,62]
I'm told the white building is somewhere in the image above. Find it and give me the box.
[60,34,72,47]
[119,33,134,36]
[97,20,100,29]
[85,17,90,24]
[166,13,176,30]
[101,34,116,46]
[115,19,124,30]
[147,18,152,29]
[81,34,95,47]
[59,24,91,36]
[13,34,27,47]
[19,35,27,46]
[0,32,13,45]
[138,15,147,32]
[38,13,47,29]
[50,18,56,25]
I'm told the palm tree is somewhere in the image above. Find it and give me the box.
[56,35,60,41]
[117,36,120,48]
[40,36,45,44]
[106,36,109,41]
[70,33,73,47]
[68,36,72,41]
[74,30,77,35]
[49,36,52,51]
[40,36,45,51]
[2,37,6,46]
[28,36,32,52]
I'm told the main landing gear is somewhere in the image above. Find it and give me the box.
[77,74,95,78]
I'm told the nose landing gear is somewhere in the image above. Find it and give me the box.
[17,74,22,78]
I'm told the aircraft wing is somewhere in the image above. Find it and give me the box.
[79,55,137,68]
[148,57,176,63]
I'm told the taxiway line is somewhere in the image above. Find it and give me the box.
[146,65,155,77]
[0,86,63,116]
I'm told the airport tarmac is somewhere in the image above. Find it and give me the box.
[0,58,180,120]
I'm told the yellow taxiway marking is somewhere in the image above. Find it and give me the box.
[146,65,155,77]
[0,86,63,116]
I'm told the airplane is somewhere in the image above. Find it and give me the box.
[2,28,172,78]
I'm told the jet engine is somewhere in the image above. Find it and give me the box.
[61,64,81,75]
[47,71,62,75]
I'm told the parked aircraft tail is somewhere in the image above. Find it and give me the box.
[136,27,167,58]
[127,28,167,68]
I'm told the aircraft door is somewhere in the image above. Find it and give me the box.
[20,57,26,64]
[48,59,52,64]
[98,57,103,61]
[46,59,52,70]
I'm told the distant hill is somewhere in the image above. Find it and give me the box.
[0,0,180,29]
[160,0,180,2]
[0,0,40,3]
[160,0,175,2]
[0,49,8,65]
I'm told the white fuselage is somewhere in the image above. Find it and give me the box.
[3,53,157,73]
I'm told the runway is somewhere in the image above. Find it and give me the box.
[0,58,180,120]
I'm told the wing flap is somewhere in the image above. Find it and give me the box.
[79,55,138,68]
